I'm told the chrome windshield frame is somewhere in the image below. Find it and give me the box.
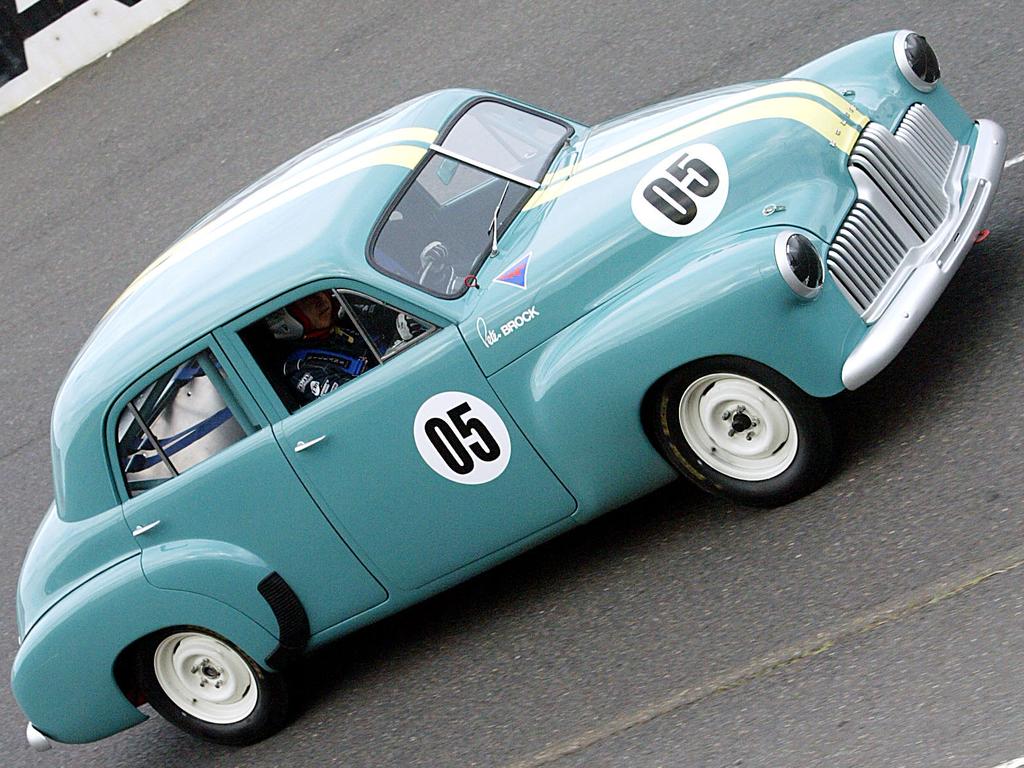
[367,95,574,300]
[427,144,541,189]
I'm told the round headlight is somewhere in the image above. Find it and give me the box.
[894,30,940,92]
[775,232,823,300]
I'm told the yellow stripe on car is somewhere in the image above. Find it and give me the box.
[528,94,863,209]
[189,126,439,247]
[541,80,867,187]
[107,140,432,314]
[109,85,865,312]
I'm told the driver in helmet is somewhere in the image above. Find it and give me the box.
[264,290,371,404]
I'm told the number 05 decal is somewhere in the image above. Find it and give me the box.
[414,392,511,484]
[631,142,730,237]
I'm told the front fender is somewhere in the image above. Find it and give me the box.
[488,228,864,518]
[786,31,975,142]
[10,555,278,744]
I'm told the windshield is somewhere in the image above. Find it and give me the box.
[370,100,571,298]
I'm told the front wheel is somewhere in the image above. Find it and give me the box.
[138,628,290,745]
[651,357,835,507]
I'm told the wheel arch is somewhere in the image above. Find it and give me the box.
[139,539,285,642]
[639,353,792,442]
[11,556,280,745]
[488,230,855,519]
[643,355,837,506]
[112,623,253,709]
[115,544,313,704]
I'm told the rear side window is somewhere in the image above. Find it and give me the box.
[116,350,247,497]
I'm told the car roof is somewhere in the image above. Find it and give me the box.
[51,88,481,519]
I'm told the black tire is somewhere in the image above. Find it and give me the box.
[137,627,291,746]
[649,356,835,507]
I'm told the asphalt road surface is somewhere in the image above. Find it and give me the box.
[1,1,1023,766]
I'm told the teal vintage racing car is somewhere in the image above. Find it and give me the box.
[13,30,1005,750]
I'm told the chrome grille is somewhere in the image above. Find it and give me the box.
[895,104,959,184]
[827,104,959,318]
[829,203,907,311]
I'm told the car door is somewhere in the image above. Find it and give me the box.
[114,337,387,635]
[219,282,577,592]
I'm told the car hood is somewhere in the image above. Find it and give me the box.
[461,79,865,375]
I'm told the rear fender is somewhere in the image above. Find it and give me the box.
[11,556,278,744]
[140,540,279,636]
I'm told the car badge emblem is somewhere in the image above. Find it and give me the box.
[494,251,532,289]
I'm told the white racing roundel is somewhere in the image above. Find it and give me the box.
[414,392,511,484]
[630,142,730,237]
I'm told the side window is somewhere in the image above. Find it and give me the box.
[240,288,435,413]
[116,351,247,497]
[344,293,431,359]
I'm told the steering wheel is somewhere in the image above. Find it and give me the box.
[417,241,459,294]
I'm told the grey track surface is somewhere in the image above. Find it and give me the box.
[1,1,1022,766]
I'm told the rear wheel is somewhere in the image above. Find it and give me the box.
[651,357,835,506]
[138,628,290,745]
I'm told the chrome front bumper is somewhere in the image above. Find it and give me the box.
[27,722,53,751]
[841,118,1006,390]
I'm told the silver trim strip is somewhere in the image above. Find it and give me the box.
[27,722,53,752]
[428,144,541,189]
[842,119,1006,390]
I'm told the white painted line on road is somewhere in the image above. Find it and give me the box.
[502,546,1024,768]
[1005,152,1024,169]
[986,759,1024,768]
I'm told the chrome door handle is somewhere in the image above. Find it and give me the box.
[294,435,327,453]
[132,520,161,537]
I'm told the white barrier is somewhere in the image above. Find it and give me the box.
[0,0,193,117]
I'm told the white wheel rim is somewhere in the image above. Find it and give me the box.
[153,632,258,724]
[678,373,798,481]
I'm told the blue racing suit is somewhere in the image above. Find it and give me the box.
[281,327,371,404]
